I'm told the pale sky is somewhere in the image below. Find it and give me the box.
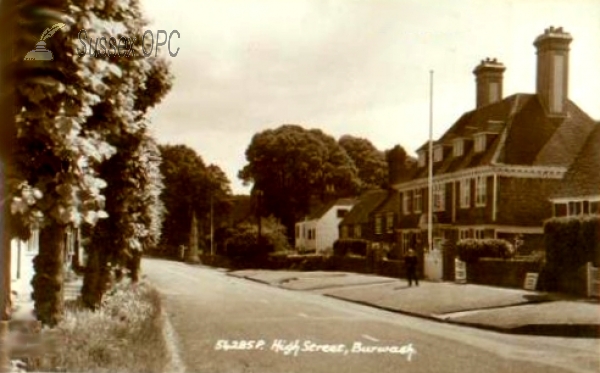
[140,0,600,195]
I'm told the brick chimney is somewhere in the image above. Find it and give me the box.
[473,58,505,108]
[534,26,572,115]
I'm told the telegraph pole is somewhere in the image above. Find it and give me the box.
[428,70,434,253]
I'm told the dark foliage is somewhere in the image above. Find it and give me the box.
[456,238,515,263]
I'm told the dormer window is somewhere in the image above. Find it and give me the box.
[474,134,487,153]
[433,146,444,163]
[453,138,464,157]
[418,150,426,167]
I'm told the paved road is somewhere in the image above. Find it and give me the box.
[143,258,600,373]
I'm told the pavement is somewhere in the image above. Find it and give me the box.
[229,269,600,338]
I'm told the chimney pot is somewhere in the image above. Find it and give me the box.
[534,26,572,115]
[473,58,505,108]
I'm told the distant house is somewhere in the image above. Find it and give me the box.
[370,190,401,256]
[393,27,598,257]
[550,124,600,216]
[295,198,356,253]
[10,229,40,303]
[338,190,388,242]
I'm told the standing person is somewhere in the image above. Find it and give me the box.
[404,248,419,287]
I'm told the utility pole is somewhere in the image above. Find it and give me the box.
[210,194,214,256]
[428,70,434,253]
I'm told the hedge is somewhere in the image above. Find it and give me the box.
[544,215,600,269]
[333,239,369,257]
[456,238,515,263]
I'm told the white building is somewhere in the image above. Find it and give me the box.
[295,198,356,254]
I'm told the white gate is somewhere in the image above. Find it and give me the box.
[424,239,443,281]
[587,262,599,298]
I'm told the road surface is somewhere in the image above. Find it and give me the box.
[143,258,600,373]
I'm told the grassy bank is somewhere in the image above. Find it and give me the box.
[34,280,169,373]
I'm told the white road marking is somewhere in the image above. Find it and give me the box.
[362,334,379,342]
[260,299,269,304]
[298,312,309,318]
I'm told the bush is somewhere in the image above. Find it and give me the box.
[333,239,369,257]
[34,281,168,373]
[456,238,515,263]
[544,215,600,269]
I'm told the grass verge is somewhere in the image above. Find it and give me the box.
[33,280,169,373]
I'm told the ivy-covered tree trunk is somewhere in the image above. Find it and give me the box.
[128,250,142,284]
[31,224,65,327]
[81,244,111,310]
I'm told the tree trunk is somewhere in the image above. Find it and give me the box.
[128,250,142,283]
[81,245,111,309]
[31,224,65,327]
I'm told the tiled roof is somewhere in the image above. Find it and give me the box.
[372,190,400,215]
[307,198,356,220]
[340,189,388,225]
[397,94,597,185]
[552,124,600,199]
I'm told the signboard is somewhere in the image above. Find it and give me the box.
[454,258,467,284]
[523,272,539,291]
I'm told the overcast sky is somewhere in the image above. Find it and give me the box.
[140,0,600,195]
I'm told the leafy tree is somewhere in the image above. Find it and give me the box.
[9,1,120,325]
[239,125,361,240]
[224,216,291,267]
[159,145,231,258]
[338,135,388,190]
[79,0,173,309]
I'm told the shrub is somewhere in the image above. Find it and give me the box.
[544,215,600,269]
[456,238,515,263]
[333,239,369,257]
[34,281,168,373]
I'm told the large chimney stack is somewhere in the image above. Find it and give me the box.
[473,58,505,108]
[534,26,572,115]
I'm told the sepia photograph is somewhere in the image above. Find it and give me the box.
[1,0,599,372]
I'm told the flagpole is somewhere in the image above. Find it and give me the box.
[428,70,434,252]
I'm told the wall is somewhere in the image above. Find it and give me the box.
[10,231,39,301]
[465,258,543,289]
[497,177,559,226]
[316,206,347,253]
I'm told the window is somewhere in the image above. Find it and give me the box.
[354,224,362,238]
[554,203,567,217]
[413,189,422,213]
[375,215,383,235]
[386,212,394,233]
[475,176,487,207]
[434,146,444,162]
[341,226,348,239]
[459,229,471,240]
[337,208,348,218]
[403,191,411,215]
[418,150,426,167]
[474,134,487,153]
[433,183,445,212]
[460,179,471,208]
[474,229,485,239]
[307,229,312,240]
[591,201,600,215]
[568,201,582,216]
[453,139,464,157]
